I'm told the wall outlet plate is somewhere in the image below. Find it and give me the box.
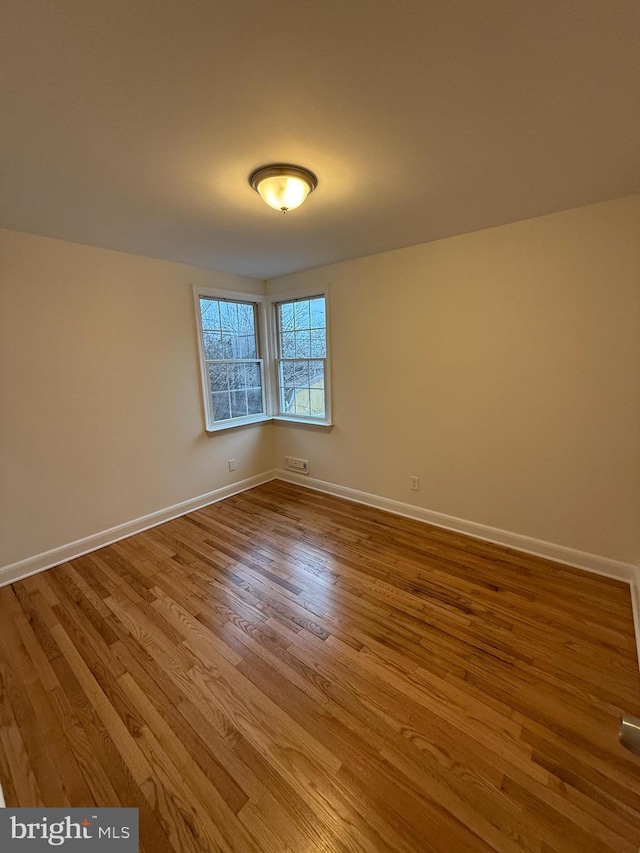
[286,456,309,474]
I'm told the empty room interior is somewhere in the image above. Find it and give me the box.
[1,1,640,851]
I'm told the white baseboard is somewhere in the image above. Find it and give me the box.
[276,470,638,583]
[0,470,279,589]
[5,467,636,589]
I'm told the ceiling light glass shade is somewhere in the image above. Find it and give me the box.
[249,164,318,213]
[257,174,310,212]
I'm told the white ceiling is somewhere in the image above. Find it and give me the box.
[1,1,639,279]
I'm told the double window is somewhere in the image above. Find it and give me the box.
[193,287,330,431]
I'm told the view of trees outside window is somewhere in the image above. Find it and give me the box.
[199,297,264,422]
[277,296,326,417]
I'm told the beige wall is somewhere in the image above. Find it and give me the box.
[268,196,640,565]
[2,196,639,570]
[0,229,272,566]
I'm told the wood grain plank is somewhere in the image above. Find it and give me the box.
[1,480,639,852]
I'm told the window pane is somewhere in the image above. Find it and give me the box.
[281,387,294,412]
[230,390,248,417]
[295,330,311,357]
[281,361,295,387]
[247,389,262,415]
[203,331,222,359]
[310,297,325,328]
[293,360,309,387]
[209,363,228,392]
[279,302,294,332]
[212,391,230,421]
[245,362,261,389]
[281,332,295,358]
[200,298,220,330]
[220,301,237,332]
[309,359,324,388]
[310,361,325,416]
[293,388,311,415]
[235,335,247,359]
[228,364,245,390]
[310,393,325,417]
[294,300,311,329]
[310,328,326,358]
[220,333,234,359]
[237,302,254,332]
[238,334,256,359]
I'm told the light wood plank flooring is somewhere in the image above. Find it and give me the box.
[1,480,639,852]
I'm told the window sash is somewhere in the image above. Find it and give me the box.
[276,357,326,418]
[206,358,265,423]
[197,293,266,428]
[274,295,327,420]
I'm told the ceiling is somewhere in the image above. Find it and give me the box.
[1,1,639,279]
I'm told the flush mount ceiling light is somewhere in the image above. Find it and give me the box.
[249,164,318,213]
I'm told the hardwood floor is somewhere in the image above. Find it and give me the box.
[1,480,639,852]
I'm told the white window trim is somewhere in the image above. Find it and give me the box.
[192,284,332,433]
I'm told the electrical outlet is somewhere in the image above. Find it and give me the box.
[286,456,309,474]
[228,458,237,472]
[410,476,419,491]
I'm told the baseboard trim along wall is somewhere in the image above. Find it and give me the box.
[3,467,640,669]
[0,470,279,589]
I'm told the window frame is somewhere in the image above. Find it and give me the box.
[193,286,271,432]
[193,284,332,433]
[268,287,332,428]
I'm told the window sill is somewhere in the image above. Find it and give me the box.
[205,414,270,433]
[205,414,333,433]
[271,415,334,429]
